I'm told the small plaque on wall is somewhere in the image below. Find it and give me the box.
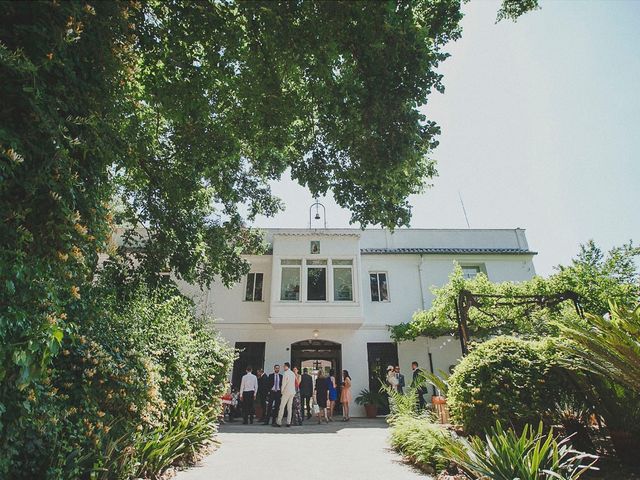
[310,240,320,254]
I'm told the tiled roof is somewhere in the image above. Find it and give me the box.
[360,247,536,255]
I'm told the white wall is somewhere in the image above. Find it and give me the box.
[215,323,393,417]
[176,228,537,416]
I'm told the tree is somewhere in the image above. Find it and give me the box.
[0,1,539,471]
[553,240,639,315]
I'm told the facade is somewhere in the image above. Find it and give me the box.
[178,228,536,416]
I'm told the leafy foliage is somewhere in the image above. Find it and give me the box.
[381,382,426,423]
[0,0,540,476]
[441,421,598,480]
[389,414,448,473]
[587,378,640,465]
[557,303,640,392]
[134,398,218,480]
[496,0,541,22]
[447,337,566,434]
[392,241,640,341]
[554,241,640,316]
[3,282,234,479]
[354,388,386,407]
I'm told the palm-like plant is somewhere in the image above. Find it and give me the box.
[557,302,640,391]
[441,422,598,480]
[421,369,449,397]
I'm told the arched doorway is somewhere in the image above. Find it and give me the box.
[290,339,342,381]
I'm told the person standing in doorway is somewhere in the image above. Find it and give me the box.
[411,361,427,410]
[340,370,352,421]
[314,369,329,424]
[239,366,258,424]
[394,365,405,394]
[300,368,313,419]
[276,362,296,427]
[327,369,338,421]
[263,364,282,425]
[256,368,269,421]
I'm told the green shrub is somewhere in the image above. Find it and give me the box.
[389,414,448,473]
[383,387,418,423]
[6,283,234,480]
[135,397,218,480]
[441,421,598,480]
[447,336,565,434]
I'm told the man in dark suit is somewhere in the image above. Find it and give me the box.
[394,365,405,394]
[263,364,283,425]
[256,368,269,421]
[411,361,427,409]
[299,368,314,419]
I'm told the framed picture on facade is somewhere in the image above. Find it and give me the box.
[310,240,320,254]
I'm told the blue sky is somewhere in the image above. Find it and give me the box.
[251,0,640,277]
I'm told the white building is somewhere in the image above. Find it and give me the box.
[179,227,536,416]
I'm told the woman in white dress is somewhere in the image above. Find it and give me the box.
[386,365,399,390]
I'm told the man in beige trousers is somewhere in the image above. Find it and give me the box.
[276,362,296,427]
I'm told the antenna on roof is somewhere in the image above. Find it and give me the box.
[458,191,471,229]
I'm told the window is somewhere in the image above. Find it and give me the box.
[280,259,301,301]
[333,260,353,301]
[307,259,327,301]
[244,273,264,301]
[462,265,482,279]
[370,272,389,302]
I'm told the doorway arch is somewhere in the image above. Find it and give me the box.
[290,339,342,379]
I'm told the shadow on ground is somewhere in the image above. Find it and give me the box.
[219,417,388,434]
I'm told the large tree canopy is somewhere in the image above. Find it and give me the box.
[2,0,538,289]
[0,0,538,451]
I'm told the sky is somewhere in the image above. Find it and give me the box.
[250,0,640,277]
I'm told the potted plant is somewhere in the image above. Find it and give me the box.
[355,388,385,418]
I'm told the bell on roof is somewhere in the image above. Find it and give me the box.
[309,199,326,229]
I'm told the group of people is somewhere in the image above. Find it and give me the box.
[237,363,353,427]
[229,360,428,426]
[385,361,430,409]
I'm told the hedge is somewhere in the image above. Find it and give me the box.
[447,336,564,434]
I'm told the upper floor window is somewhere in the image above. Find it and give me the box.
[280,259,301,301]
[279,258,356,302]
[462,265,483,280]
[333,260,353,301]
[306,259,327,301]
[245,273,264,301]
[370,272,389,302]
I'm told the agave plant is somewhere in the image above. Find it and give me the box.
[441,421,598,480]
[557,302,640,391]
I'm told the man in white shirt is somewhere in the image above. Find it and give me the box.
[276,362,296,427]
[239,366,258,424]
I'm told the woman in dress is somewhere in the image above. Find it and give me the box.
[292,366,303,426]
[327,368,338,421]
[314,369,329,424]
[386,365,399,390]
[340,370,352,421]
[385,365,399,411]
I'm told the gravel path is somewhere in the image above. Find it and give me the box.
[175,418,430,480]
